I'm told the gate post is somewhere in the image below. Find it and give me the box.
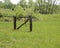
[29,16,32,32]
[13,16,16,30]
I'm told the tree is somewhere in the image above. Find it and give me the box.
[28,0,35,7]
[0,1,4,8]
[14,5,25,16]
[18,0,27,8]
[4,0,14,9]
[35,0,57,14]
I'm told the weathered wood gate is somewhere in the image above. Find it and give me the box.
[13,16,32,32]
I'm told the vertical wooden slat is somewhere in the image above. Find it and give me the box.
[29,16,32,32]
[13,16,16,30]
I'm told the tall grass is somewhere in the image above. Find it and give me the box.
[0,14,60,48]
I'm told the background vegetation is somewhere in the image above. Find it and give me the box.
[0,0,60,17]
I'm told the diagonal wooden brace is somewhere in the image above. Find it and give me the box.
[17,19,29,29]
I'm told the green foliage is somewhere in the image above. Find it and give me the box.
[18,0,27,8]
[0,8,13,16]
[13,5,26,16]
[4,0,15,9]
[0,1,4,8]
[35,0,58,14]
[28,0,35,7]
[0,6,26,17]
[0,0,60,17]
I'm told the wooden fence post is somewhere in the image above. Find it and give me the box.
[29,16,32,32]
[13,16,16,30]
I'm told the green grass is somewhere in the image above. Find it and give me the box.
[0,14,60,48]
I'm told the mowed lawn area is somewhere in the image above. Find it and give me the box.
[0,14,60,48]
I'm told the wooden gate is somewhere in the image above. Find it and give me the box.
[13,16,32,32]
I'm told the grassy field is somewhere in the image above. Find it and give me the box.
[0,14,60,48]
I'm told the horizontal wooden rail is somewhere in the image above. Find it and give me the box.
[2,16,29,18]
[2,16,35,18]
